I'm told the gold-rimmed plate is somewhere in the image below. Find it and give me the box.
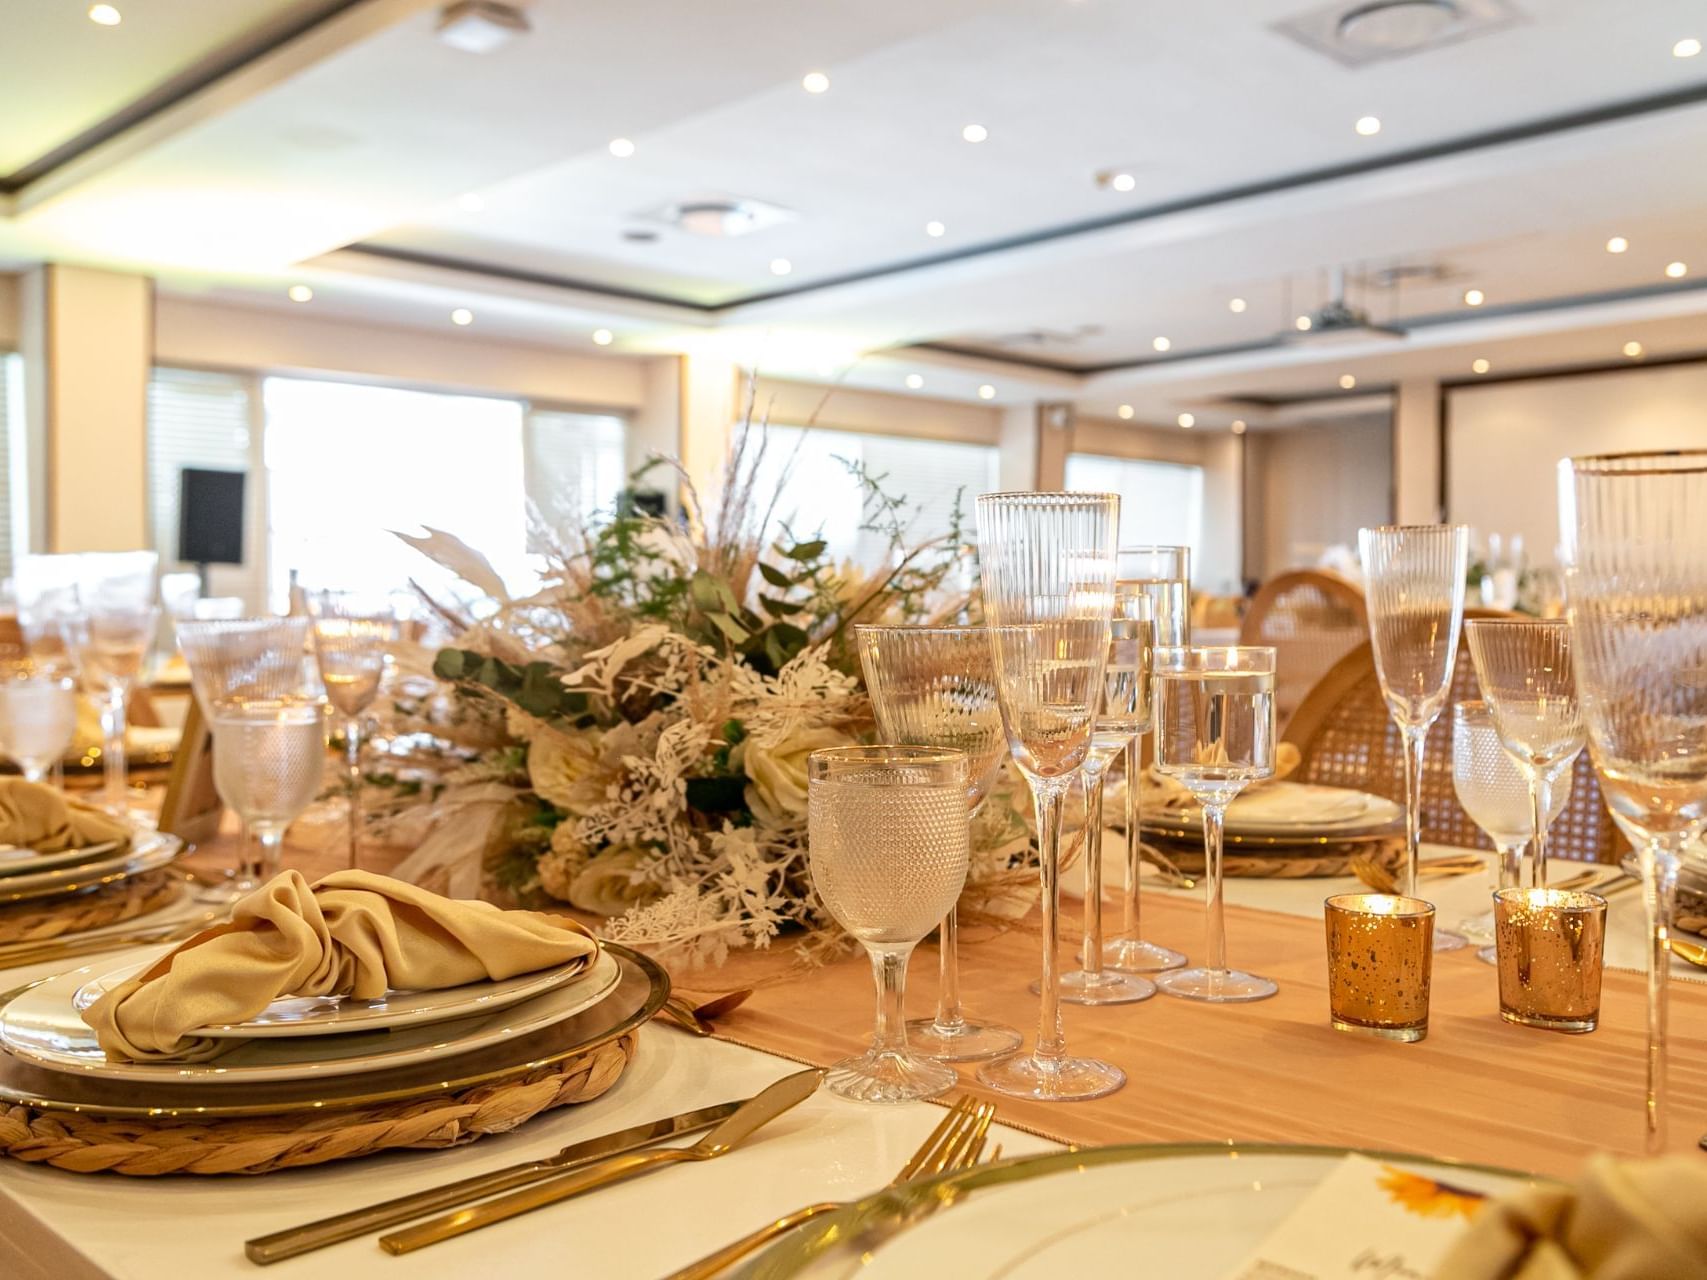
[0,838,124,876]
[0,942,666,1117]
[0,830,181,904]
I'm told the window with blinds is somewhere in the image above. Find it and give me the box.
[1064,452,1206,576]
[523,408,627,548]
[146,367,268,609]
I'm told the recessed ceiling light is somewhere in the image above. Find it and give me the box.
[925,220,946,237]
[1177,412,1195,429]
[1295,315,1313,331]
[1667,261,1689,279]
[1231,419,1247,435]
[1675,37,1702,58]
[457,192,485,212]
[1606,235,1628,254]
[1228,297,1247,313]
[1472,358,1491,374]
[1117,404,1135,420]
[286,284,313,303]
[1624,340,1644,358]
[905,373,924,390]
[1152,336,1172,352]
[977,384,996,400]
[592,328,613,346]
[88,4,121,24]
[1463,288,1485,306]
[608,137,635,158]
[769,258,793,276]
[1338,374,1357,390]
[1355,115,1382,136]
[450,308,474,326]
[802,71,830,94]
[1110,172,1136,193]
[961,124,988,143]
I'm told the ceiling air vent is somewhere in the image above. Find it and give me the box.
[1274,0,1524,67]
[637,197,795,238]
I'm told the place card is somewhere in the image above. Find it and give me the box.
[1224,1153,1485,1280]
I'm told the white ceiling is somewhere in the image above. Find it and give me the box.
[2,0,1706,423]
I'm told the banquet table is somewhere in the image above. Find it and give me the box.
[0,825,1703,1279]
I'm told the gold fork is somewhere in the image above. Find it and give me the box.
[660,1095,997,1280]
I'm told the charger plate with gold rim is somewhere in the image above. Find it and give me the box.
[0,941,666,1117]
[0,830,183,904]
[733,1142,1537,1280]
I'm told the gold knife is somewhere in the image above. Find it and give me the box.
[379,1067,826,1255]
[244,1098,747,1265]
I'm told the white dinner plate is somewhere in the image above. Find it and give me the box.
[1146,785,1402,838]
[72,945,604,1039]
[0,946,620,1084]
[0,839,125,877]
[744,1145,1534,1280]
[0,829,182,904]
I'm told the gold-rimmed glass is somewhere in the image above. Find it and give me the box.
[309,591,399,872]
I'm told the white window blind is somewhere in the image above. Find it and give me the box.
[523,408,627,547]
[750,425,996,568]
[145,367,268,608]
[1064,453,1206,578]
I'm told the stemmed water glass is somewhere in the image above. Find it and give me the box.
[209,696,328,888]
[1359,524,1469,952]
[1464,619,1584,889]
[1560,449,1707,1152]
[74,553,160,815]
[854,625,1021,1061]
[308,592,399,872]
[975,491,1122,1101]
[806,745,969,1103]
[1104,547,1190,973]
[1451,700,1569,958]
[0,661,78,784]
[1152,646,1279,1001]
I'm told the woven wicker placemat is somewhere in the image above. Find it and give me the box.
[0,1031,638,1175]
[0,869,183,946]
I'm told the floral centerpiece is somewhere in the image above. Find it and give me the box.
[376,410,1033,964]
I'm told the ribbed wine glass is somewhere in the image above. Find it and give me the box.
[854,624,1021,1061]
[1561,449,1707,1152]
[75,553,160,815]
[1359,524,1469,952]
[1152,645,1278,1001]
[807,745,969,1103]
[309,591,399,872]
[975,491,1122,1102]
[1464,619,1584,889]
[1104,548,1190,974]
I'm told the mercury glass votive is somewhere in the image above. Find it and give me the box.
[1493,888,1607,1033]
[1324,894,1435,1042]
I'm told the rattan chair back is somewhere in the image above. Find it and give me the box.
[1240,570,1368,727]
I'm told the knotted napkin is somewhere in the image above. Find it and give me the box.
[1433,1154,1707,1279]
[0,778,130,854]
[81,869,599,1062]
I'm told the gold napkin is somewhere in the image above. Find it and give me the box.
[82,869,599,1062]
[0,778,130,852]
[1433,1154,1707,1279]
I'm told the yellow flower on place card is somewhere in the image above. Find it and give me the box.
[1376,1165,1485,1222]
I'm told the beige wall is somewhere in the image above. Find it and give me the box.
[752,376,1003,445]
[1244,414,1393,581]
[1394,378,1441,524]
[1446,359,1707,565]
[0,275,18,348]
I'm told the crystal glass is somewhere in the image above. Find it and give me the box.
[12,554,86,668]
[0,662,77,783]
[807,745,969,1103]
[1560,449,1707,1152]
[1464,619,1584,889]
[1104,548,1190,974]
[1152,645,1278,1001]
[209,697,328,887]
[1451,701,1570,953]
[73,552,159,815]
[309,592,399,872]
[1359,524,1469,952]
[1055,598,1155,1005]
[975,491,1122,1102]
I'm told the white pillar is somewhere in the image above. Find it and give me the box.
[677,354,740,532]
[997,404,1040,491]
[1393,378,1442,525]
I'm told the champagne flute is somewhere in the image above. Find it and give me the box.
[74,552,160,815]
[807,745,969,1103]
[209,696,328,886]
[0,661,77,784]
[1560,449,1707,1152]
[975,490,1122,1102]
[1359,524,1469,952]
[1104,547,1190,973]
[854,625,1021,1061]
[1152,645,1278,1001]
[1464,619,1584,889]
[308,591,399,872]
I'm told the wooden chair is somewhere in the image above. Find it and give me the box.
[1240,570,1368,728]
[1282,611,1623,864]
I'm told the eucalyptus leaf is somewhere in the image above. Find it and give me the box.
[757,562,794,589]
[782,539,828,562]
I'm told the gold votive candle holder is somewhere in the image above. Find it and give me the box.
[1493,887,1607,1033]
[1324,894,1435,1042]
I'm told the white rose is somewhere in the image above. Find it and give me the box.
[740,725,854,826]
[527,728,605,815]
[567,847,662,917]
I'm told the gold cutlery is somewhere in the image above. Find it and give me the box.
[657,988,756,1037]
[1349,854,1485,894]
[661,1095,996,1280]
[1668,937,1707,969]
[244,1098,751,1265]
[0,914,213,970]
[379,1067,825,1255]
